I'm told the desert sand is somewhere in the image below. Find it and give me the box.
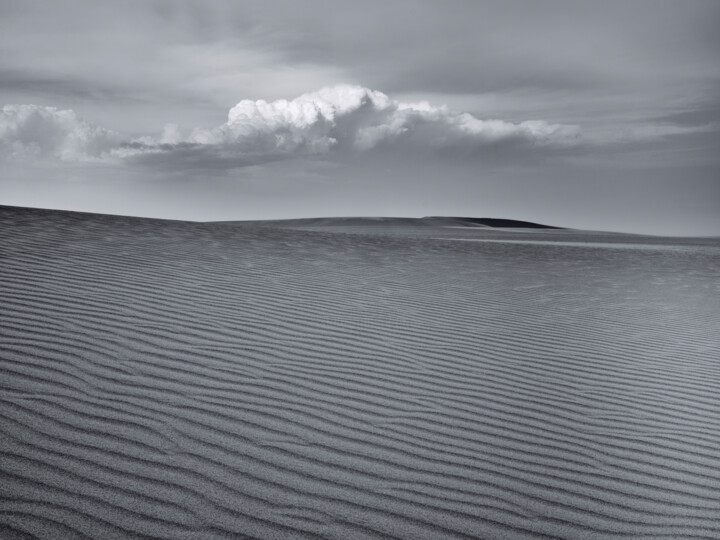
[1,205,719,539]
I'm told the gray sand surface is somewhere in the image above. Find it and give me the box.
[2,206,719,538]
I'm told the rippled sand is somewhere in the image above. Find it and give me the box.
[2,206,719,539]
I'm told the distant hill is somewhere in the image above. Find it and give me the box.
[227,216,565,229]
[0,205,564,229]
[423,217,564,229]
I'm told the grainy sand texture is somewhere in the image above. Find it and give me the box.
[1,205,720,539]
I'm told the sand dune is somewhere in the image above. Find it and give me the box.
[1,205,719,539]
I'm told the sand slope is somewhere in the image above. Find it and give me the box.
[1,206,719,539]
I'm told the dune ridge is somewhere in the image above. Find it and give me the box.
[1,205,719,539]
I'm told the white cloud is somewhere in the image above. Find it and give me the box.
[0,104,121,162]
[187,85,580,155]
[1,85,581,167]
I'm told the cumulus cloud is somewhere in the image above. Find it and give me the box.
[187,85,580,155]
[1,85,580,167]
[0,104,121,161]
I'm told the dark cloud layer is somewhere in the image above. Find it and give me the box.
[3,1,719,124]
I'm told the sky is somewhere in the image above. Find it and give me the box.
[1,0,719,235]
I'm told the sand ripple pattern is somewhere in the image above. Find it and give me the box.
[1,207,719,539]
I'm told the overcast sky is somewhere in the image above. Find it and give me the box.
[1,0,719,234]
